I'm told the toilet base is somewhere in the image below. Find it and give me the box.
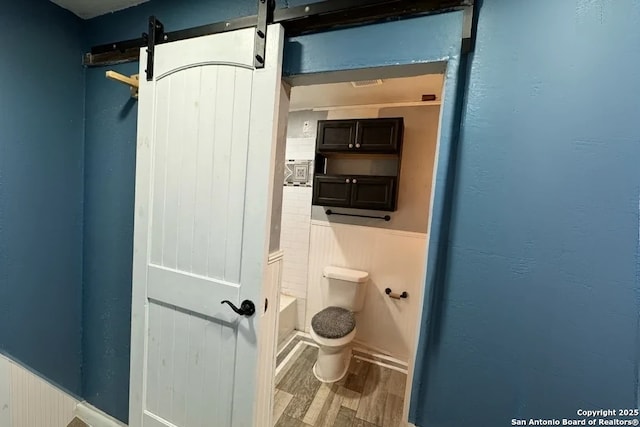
[312,347,352,383]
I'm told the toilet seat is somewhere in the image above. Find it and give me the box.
[311,306,356,339]
[310,326,356,347]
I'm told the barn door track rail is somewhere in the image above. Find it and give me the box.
[84,0,476,79]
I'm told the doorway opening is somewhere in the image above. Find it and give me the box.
[269,62,447,427]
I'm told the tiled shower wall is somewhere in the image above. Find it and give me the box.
[281,184,312,330]
[280,111,326,330]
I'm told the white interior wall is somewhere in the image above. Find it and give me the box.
[327,108,379,119]
[0,354,78,427]
[306,221,427,361]
[306,105,439,360]
[280,75,442,360]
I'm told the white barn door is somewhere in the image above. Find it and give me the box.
[130,25,286,427]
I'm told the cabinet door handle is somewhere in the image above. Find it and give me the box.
[345,179,351,184]
[355,143,361,148]
[352,179,358,184]
[348,143,354,148]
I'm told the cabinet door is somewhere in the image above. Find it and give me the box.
[313,175,352,207]
[355,118,403,153]
[350,176,397,211]
[317,120,357,152]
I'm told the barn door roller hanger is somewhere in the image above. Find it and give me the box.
[117,0,274,81]
[85,0,476,81]
[143,0,274,80]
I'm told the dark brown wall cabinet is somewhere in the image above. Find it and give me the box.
[317,118,403,154]
[314,175,397,211]
[313,176,352,208]
[313,118,404,212]
[316,120,357,152]
[349,176,396,210]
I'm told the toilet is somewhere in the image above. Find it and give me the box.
[310,266,369,383]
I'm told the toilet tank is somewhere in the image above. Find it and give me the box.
[322,266,369,312]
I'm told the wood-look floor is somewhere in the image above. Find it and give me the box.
[274,342,407,427]
[67,418,89,427]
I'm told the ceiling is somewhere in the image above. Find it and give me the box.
[50,0,148,19]
[289,73,445,111]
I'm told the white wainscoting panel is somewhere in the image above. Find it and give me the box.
[0,355,11,426]
[306,221,427,362]
[0,354,78,427]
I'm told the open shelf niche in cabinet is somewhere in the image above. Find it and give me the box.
[312,117,404,212]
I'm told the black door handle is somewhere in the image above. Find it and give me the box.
[221,300,256,317]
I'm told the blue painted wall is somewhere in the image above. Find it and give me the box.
[81,62,138,421]
[82,0,640,425]
[0,0,84,395]
[413,1,640,425]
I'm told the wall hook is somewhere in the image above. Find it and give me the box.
[106,70,139,99]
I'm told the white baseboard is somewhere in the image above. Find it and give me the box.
[75,402,127,427]
[352,340,409,369]
[286,331,409,373]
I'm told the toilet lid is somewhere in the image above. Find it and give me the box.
[311,306,356,339]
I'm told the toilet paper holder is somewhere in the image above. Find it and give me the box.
[385,288,408,300]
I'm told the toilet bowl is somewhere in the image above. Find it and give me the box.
[310,267,369,383]
[310,307,357,382]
